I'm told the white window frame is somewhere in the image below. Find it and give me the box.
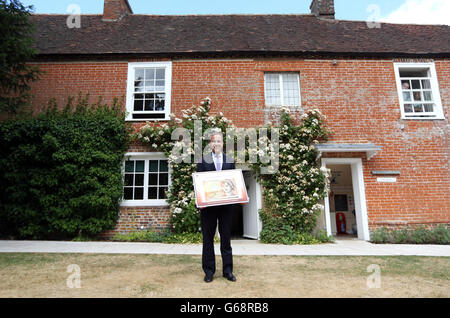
[264,72,302,107]
[394,62,444,120]
[121,152,170,207]
[125,61,172,121]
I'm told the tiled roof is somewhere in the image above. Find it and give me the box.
[30,14,450,57]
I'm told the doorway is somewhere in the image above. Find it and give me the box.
[230,169,262,240]
[321,158,370,240]
[327,164,357,238]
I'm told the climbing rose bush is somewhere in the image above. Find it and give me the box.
[134,98,331,243]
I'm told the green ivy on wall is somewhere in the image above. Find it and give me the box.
[0,94,131,239]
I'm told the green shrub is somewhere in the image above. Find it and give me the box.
[432,225,450,244]
[0,94,131,239]
[410,226,434,244]
[112,230,217,244]
[370,227,391,244]
[391,228,410,244]
[370,226,449,245]
[113,229,170,243]
[259,209,334,245]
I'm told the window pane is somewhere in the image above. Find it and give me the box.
[135,174,144,186]
[134,187,144,200]
[148,187,157,199]
[135,69,145,80]
[155,80,165,90]
[134,99,144,111]
[124,174,134,186]
[149,160,158,172]
[159,187,168,199]
[159,160,168,172]
[421,79,431,89]
[135,160,145,172]
[145,68,155,80]
[265,74,281,106]
[159,173,168,186]
[411,80,421,89]
[125,161,134,172]
[134,79,144,88]
[144,100,154,111]
[399,69,428,77]
[155,99,165,111]
[403,91,412,101]
[404,104,413,113]
[413,104,423,112]
[155,68,165,79]
[282,73,300,106]
[401,80,410,90]
[423,104,434,112]
[423,91,432,101]
[413,91,422,101]
[149,173,158,185]
[124,187,133,200]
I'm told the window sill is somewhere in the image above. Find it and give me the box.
[401,116,446,120]
[120,200,170,207]
[125,118,170,122]
[265,105,302,108]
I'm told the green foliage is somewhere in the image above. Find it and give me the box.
[370,227,391,243]
[0,94,131,239]
[0,0,41,114]
[135,98,234,234]
[370,225,449,245]
[253,108,331,244]
[259,208,334,244]
[113,229,170,243]
[112,229,217,244]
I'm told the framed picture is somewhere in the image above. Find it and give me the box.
[192,169,249,208]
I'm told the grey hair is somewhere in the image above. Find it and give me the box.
[209,129,223,139]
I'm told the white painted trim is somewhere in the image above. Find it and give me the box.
[125,61,172,122]
[315,143,381,161]
[241,169,263,240]
[321,158,370,241]
[264,72,302,107]
[393,62,445,120]
[255,178,263,240]
[121,152,170,207]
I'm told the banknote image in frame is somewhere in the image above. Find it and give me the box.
[192,169,249,208]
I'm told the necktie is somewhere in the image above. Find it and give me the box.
[215,154,222,171]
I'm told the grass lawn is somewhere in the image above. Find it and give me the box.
[0,253,448,298]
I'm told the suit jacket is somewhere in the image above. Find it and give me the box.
[196,152,235,172]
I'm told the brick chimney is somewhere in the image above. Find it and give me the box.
[310,0,335,19]
[103,0,133,21]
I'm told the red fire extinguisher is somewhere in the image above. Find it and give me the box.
[336,212,346,234]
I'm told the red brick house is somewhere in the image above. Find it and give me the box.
[28,0,449,240]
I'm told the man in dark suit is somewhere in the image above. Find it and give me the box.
[197,131,236,283]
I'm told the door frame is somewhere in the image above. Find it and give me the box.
[241,169,262,240]
[321,158,370,241]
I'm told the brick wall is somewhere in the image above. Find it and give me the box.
[29,57,450,236]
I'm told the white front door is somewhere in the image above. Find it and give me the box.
[322,158,370,241]
[242,171,262,239]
